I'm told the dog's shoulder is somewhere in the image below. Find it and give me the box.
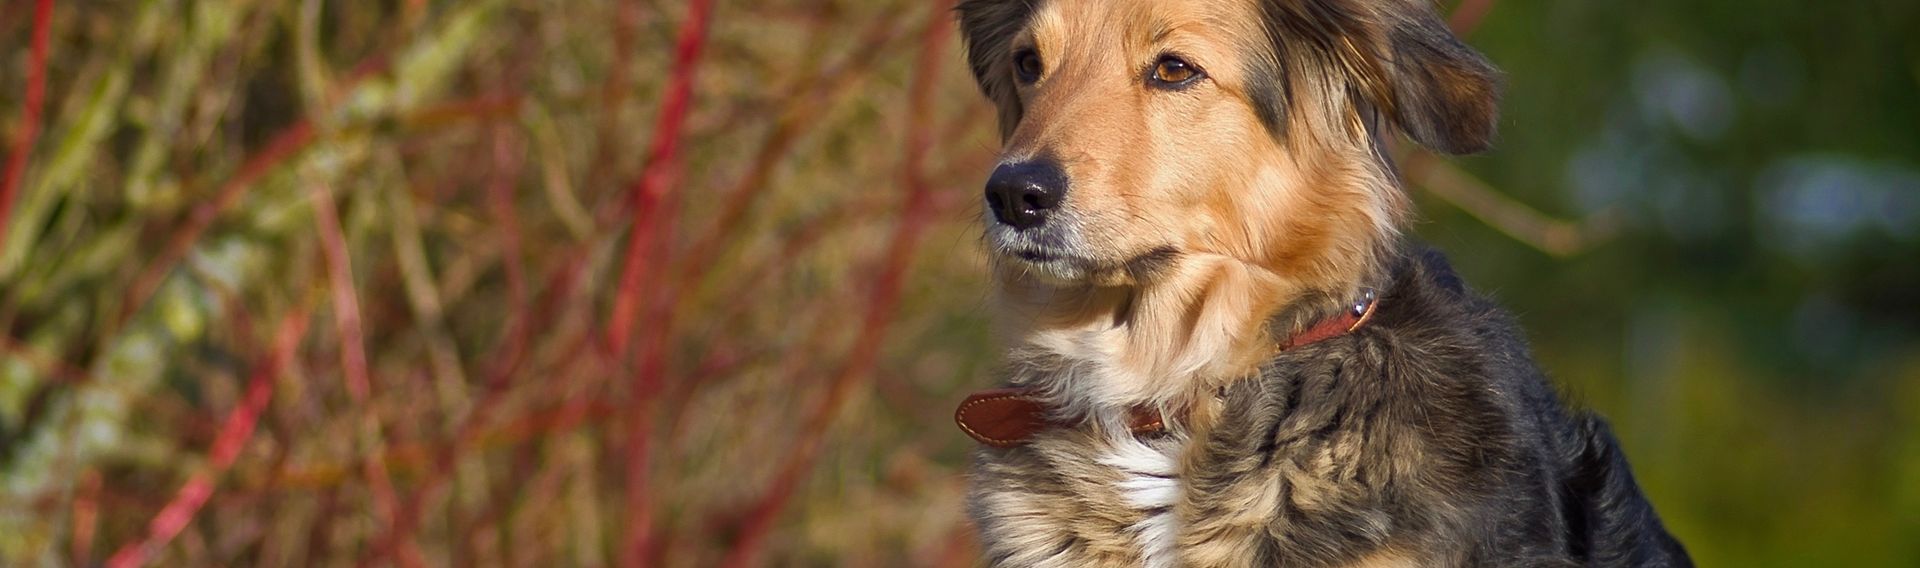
[1368,244,1692,566]
[1174,245,1560,563]
[1184,243,1683,564]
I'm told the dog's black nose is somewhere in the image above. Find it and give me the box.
[984,160,1067,230]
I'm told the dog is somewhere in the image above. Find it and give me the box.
[949,0,1693,566]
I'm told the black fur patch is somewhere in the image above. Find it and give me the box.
[956,0,1040,139]
[1122,246,1182,283]
[1244,53,1289,138]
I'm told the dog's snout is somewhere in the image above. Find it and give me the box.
[985,161,1068,230]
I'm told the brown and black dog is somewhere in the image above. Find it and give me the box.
[951,0,1692,566]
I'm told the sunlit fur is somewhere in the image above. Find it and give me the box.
[975,0,1409,420]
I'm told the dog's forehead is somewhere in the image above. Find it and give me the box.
[1024,0,1266,51]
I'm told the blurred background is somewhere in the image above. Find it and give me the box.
[0,0,1915,566]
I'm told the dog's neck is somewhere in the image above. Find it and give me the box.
[993,241,1391,418]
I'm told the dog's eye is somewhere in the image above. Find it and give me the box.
[1149,55,1203,88]
[1014,49,1043,84]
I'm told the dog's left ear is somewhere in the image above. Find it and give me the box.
[1369,1,1503,154]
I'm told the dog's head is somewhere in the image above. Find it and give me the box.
[959,0,1499,290]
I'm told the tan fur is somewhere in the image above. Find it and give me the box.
[970,425,1176,567]
[989,0,1400,414]
[1342,550,1424,568]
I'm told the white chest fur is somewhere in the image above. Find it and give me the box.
[1096,416,1185,568]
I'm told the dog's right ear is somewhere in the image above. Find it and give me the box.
[957,0,1035,140]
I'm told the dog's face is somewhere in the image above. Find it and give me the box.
[961,0,1500,290]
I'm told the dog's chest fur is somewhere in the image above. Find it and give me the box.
[967,416,1188,568]
[966,393,1416,568]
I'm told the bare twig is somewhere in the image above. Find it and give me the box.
[313,185,374,402]
[585,0,646,191]
[604,0,713,362]
[360,251,593,567]
[675,5,914,282]
[487,123,532,318]
[116,57,389,332]
[71,468,100,566]
[116,108,303,326]
[104,310,312,568]
[604,0,716,566]
[1403,152,1616,257]
[0,0,53,254]
[311,181,421,568]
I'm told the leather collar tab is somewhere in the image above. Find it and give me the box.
[956,388,1168,448]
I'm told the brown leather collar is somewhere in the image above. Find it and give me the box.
[956,289,1379,448]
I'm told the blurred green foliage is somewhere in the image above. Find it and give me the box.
[1428,1,1920,565]
[0,0,1914,566]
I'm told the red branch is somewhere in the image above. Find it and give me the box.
[70,469,101,566]
[104,310,311,568]
[356,251,593,568]
[604,2,710,357]
[314,186,373,401]
[118,124,314,329]
[0,0,53,254]
[674,6,910,282]
[486,124,530,312]
[116,56,387,332]
[717,2,955,566]
[311,182,420,567]
[607,0,715,566]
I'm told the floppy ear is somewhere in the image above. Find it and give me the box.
[1260,0,1501,154]
[1373,3,1503,154]
[956,0,1035,140]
